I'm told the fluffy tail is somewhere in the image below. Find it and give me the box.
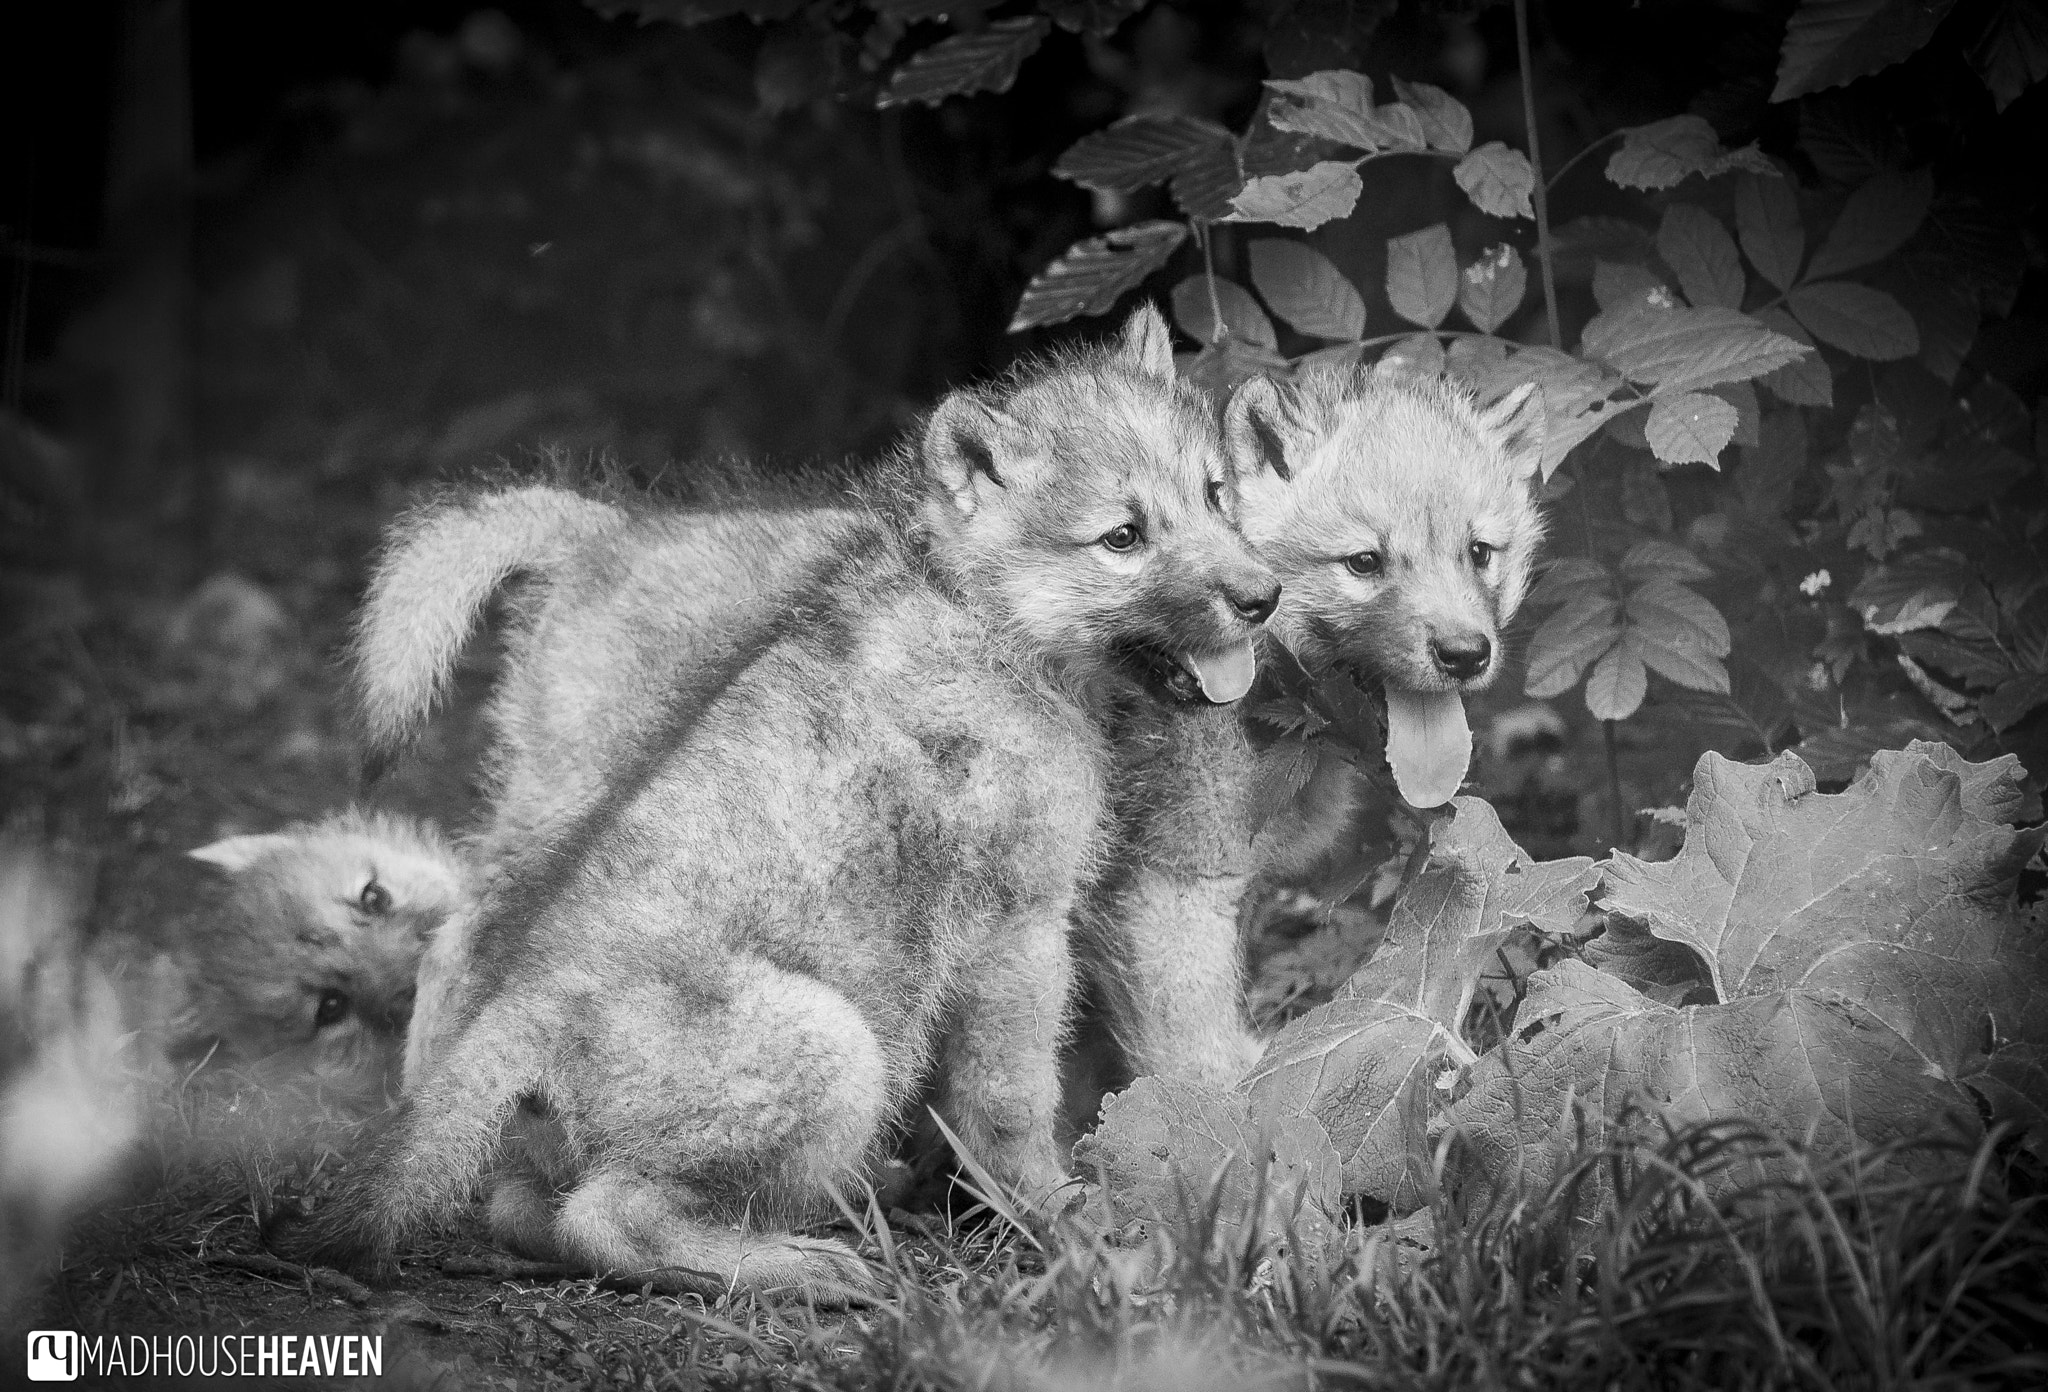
[350,485,619,769]
[299,1001,547,1282]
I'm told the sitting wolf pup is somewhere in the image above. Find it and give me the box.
[302,307,1279,1299]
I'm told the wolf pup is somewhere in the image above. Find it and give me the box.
[1085,360,1547,1087]
[303,307,1279,1300]
[106,809,466,1094]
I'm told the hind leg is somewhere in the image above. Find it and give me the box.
[935,912,1074,1214]
[537,958,891,1299]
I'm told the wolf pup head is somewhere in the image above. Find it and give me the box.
[916,304,1280,704]
[1225,360,1546,802]
[178,809,465,1093]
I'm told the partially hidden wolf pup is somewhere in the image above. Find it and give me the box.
[1083,360,1547,1084]
[305,307,1279,1299]
[102,810,466,1094]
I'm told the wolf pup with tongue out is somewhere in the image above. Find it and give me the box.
[304,307,1277,1300]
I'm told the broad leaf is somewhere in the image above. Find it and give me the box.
[1054,115,1236,193]
[1735,172,1804,291]
[1249,240,1366,340]
[1754,308,1833,406]
[1773,0,1962,102]
[1656,204,1745,310]
[1457,244,1527,334]
[1008,221,1189,331]
[1787,281,1919,360]
[1229,161,1364,230]
[1076,1076,1341,1256]
[1592,261,1669,313]
[1170,275,1278,349]
[1599,743,2048,1088]
[1444,961,1984,1201]
[1619,538,1715,586]
[1605,115,1776,190]
[1526,592,1624,699]
[1587,642,1649,719]
[1645,391,1739,466]
[1805,169,1935,280]
[1390,77,1472,154]
[1385,224,1458,329]
[878,17,1051,107]
[1580,302,1810,396]
[1453,143,1536,220]
[1246,800,1597,1203]
[1265,71,1428,152]
[1971,0,2048,111]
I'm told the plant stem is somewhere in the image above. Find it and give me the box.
[1513,0,1562,353]
[1543,128,1622,192]
[1602,718,1626,851]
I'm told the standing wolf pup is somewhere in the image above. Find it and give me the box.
[305,307,1279,1299]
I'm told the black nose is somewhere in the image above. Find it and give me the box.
[1228,578,1280,624]
[1432,632,1492,681]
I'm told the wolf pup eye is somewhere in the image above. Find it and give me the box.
[314,989,351,1028]
[359,879,392,915]
[1344,550,1383,577]
[1469,541,1495,569]
[1100,522,1143,552]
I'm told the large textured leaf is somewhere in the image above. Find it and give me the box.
[1452,143,1535,220]
[1457,244,1527,334]
[1170,275,1278,350]
[1605,116,1776,190]
[1054,115,1235,194]
[1390,77,1472,154]
[1656,204,1745,310]
[1525,592,1623,699]
[1228,162,1364,230]
[1264,71,1427,153]
[1076,1076,1341,1257]
[1587,641,1650,719]
[1249,240,1366,340]
[1972,0,2048,111]
[1580,302,1810,395]
[1599,743,2048,1093]
[1805,169,1935,279]
[1773,0,1961,102]
[1645,391,1739,466]
[878,18,1051,108]
[1008,221,1188,331]
[1245,800,1597,1204]
[1787,281,1920,360]
[1385,224,1458,329]
[1444,961,1984,1199]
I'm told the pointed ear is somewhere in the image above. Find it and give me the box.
[187,833,292,874]
[1223,373,1299,482]
[1114,303,1176,381]
[921,391,1022,516]
[1480,381,1547,482]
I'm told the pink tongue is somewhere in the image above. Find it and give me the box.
[1182,641,1257,704]
[1385,688,1472,808]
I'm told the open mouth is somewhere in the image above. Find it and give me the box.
[1126,639,1260,705]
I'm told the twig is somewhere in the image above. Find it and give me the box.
[209,1252,372,1306]
[1514,0,1563,353]
[439,1256,583,1282]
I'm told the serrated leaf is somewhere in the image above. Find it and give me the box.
[1627,624,1732,694]
[1008,221,1188,331]
[1606,115,1777,191]
[1248,734,1323,838]
[1755,308,1833,406]
[1626,579,1733,656]
[1228,161,1364,230]
[1054,115,1236,193]
[1264,71,1428,153]
[1456,244,1527,334]
[1849,549,1971,633]
[1452,143,1535,220]
[1581,302,1811,396]
[1526,555,1615,609]
[1787,281,1919,360]
[1170,275,1277,349]
[878,17,1051,108]
[1599,743,2048,1088]
[1443,961,1984,1205]
[1619,539,1714,586]
[1385,224,1458,329]
[1656,204,1745,310]
[1773,0,1962,103]
[1983,673,2048,733]
[1971,0,2048,111]
[1249,240,1366,340]
[1075,1076,1341,1255]
[1735,172,1805,291]
[1644,391,1739,466]
[1247,800,1597,1202]
[1805,169,1935,280]
[1525,593,1624,698]
[1390,76,1472,153]
[1586,642,1648,719]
